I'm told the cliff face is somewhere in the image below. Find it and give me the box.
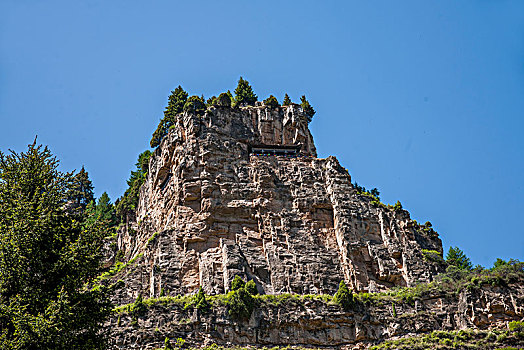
[108,278,524,349]
[113,104,442,305]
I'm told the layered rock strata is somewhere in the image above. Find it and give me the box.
[108,279,524,349]
[113,104,442,305]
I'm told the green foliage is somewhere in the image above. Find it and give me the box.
[231,275,245,291]
[509,321,524,337]
[234,77,257,106]
[227,288,255,320]
[370,188,380,198]
[446,246,473,270]
[195,287,210,310]
[353,182,380,200]
[371,327,524,350]
[206,96,217,107]
[151,86,188,148]
[115,150,152,222]
[216,92,232,107]
[226,90,234,105]
[183,95,206,114]
[333,281,354,311]
[353,182,385,207]
[421,249,445,265]
[93,253,143,285]
[300,95,315,123]
[67,166,95,216]
[130,293,147,325]
[282,93,291,106]
[393,200,403,211]
[137,150,152,173]
[0,141,111,349]
[391,302,397,317]
[94,192,118,228]
[245,280,258,295]
[164,337,174,350]
[263,95,279,108]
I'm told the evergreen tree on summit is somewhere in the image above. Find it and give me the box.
[234,77,257,106]
[151,86,188,148]
[446,246,473,270]
[282,93,291,106]
[300,95,316,123]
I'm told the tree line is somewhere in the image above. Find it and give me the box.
[150,77,316,148]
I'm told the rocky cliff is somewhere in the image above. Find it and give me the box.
[111,104,442,306]
[108,270,524,349]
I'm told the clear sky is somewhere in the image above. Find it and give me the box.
[1,1,523,267]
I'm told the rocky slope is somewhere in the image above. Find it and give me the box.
[107,273,524,349]
[110,104,442,306]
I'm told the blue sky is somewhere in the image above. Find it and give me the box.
[1,1,523,267]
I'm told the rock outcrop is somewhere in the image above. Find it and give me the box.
[107,278,524,349]
[112,104,442,305]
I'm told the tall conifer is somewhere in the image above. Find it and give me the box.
[234,77,257,106]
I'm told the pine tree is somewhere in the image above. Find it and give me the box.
[168,85,189,116]
[0,141,111,348]
[234,77,257,106]
[446,246,473,270]
[263,95,279,108]
[150,86,188,148]
[68,166,95,216]
[137,150,152,173]
[300,95,316,123]
[116,150,152,223]
[226,90,234,105]
[96,192,117,227]
[282,93,291,106]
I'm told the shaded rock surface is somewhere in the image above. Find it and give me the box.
[112,105,443,305]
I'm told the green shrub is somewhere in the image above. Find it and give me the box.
[183,95,206,114]
[195,287,209,310]
[393,200,403,211]
[164,337,174,350]
[333,281,354,310]
[130,294,147,324]
[422,249,445,265]
[227,288,255,319]
[245,280,258,295]
[263,95,279,108]
[231,275,245,291]
[216,92,232,107]
[509,320,524,336]
[206,96,217,107]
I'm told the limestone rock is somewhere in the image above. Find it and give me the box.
[113,104,443,304]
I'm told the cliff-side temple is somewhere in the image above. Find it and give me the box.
[111,104,442,305]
